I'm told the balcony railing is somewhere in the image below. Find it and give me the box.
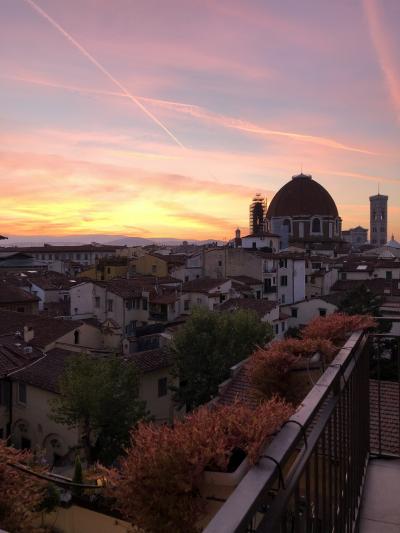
[204,318,399,533]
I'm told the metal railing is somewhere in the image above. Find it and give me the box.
[204,319,400,533]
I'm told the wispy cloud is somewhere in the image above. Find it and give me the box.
[3,73,377,155]
[363,0,400,122]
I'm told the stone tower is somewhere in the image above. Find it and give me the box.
[369,193,388,246]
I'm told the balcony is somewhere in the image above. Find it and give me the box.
[204,319,400,533]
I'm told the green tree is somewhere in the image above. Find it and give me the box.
[170,307,273,410]
[338,284,391,332]
[50,354,147,465]
[72,455,84,497]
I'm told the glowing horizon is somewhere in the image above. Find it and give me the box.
[1,0,399,241]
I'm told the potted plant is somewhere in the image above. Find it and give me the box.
[104,398,293,533]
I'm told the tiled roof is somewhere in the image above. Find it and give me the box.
[229,275,262,285]
[332,279,400,297]
[0,334,43,377]
[10,347,73,393]
[1,244,123,253]
[218,298,277,317]
[125,348,172,373]
[217,361,260,409]
[150,292,180,305]
[182,278,229,293]
[0,282,39,304]
[29,272,73,290]
[0,310,83,350]
[370,380,400,455]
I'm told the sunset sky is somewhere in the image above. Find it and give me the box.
[1,0,399,240]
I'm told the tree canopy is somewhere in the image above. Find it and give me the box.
[338,284,384,316]
[169,307,273,410]
[50,354,147,464]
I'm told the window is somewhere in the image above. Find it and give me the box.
[281,322,285,332]
[74,330,80,345]
[84,254,88,260]
[142,298,148,310]
[107,267,111,274]
[256,291,261,299]
[185,275,189,282]
[281,294,285,304]
[18,383,27,404]
[319,308,327,317]
[341,273,347,280]
[218,260,222,267]
[76,253,81,260]
[151,265,157,274]
[291,308,298,318]
[275,324,279,335]
[184,300,190,311]
[158,377,168,397]
[95,296,100,308]
[279,259,287,268]
[282,219,291,233]
[280,275,288,286]
[107,299,113,312]
[386,271,392,281]
[312,218,321,233]
[126,299,133,310]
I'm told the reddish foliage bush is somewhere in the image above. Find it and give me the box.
[249,314,375,402]
[0,440,46,532]
[302,313,376,345]
[248,337,335,399]
[105,398,292,533]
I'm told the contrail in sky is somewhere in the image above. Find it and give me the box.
[6,73,377,155]
[23,0,186,148]
[363,0,400,123]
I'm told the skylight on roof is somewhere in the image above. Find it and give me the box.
[356,265,368,270]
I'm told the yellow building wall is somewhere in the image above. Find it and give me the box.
[78,265,128,281]
[131,254,168,277]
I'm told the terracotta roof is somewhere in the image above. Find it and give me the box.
[0,334,43,377]
[0,310,83,350]
[332,279,400,297]
[217,361,260,409]
[229,276,262,285]
[29,272,73,290]
[1,244,123,253]
[150,292,180,305]
[0,283,39,304]
[266,174,339,218]
[10,347,73,393]
[125,348,171,373]
[370,380,400,455]
[218,298,277,318]
[182,278,229,293]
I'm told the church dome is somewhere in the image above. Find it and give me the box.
[266,173,339,218]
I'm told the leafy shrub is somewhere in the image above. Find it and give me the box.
[105,398,292,533]
[302,313,376,345]
[0,440,46,532]
[249,314,376,402]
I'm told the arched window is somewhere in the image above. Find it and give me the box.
[312,218,321,233]
[282,219,291,233]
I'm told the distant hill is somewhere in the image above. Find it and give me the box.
[0,234,222,247]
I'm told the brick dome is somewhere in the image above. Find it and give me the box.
[266,173,338,218]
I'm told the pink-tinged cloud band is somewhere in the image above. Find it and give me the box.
[24,0,186,148]
[363,0,400,122]
[4,73,377,155]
